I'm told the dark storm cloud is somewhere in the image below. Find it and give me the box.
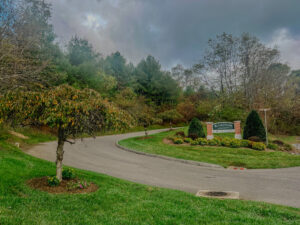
[47,0,300,69]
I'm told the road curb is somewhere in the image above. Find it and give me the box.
[115,142,223,169]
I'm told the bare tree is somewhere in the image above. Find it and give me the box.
[239,33,279,108]
[0,0,59,93]
[171,64,201,91]
[203,33,240,95]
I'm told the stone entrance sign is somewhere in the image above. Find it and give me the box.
[206,121,241,140]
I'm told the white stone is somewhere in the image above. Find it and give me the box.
[235,134,242,139]
[207,135,214,140]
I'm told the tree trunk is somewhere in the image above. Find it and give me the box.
[56,127,65,181]
[144,127,148,137]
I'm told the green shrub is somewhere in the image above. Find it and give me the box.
[241,139,251,148]
[47,176,60,187]
[230,139,241,148]
[184,137,192,143]
[208,139,218,146]
[173,138,184,144]
[212,138,221,146]
[214,136,222,142]
[197,138,208,146]
[188,118,205,139]
[221,137,231,147]
[243,110,266,141]
[252,142,266,151]
[190,140,199,146]
[167,136,175,141]
[267,143,278,150]
[62,168,76,180]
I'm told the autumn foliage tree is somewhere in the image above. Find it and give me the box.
[157,109,183,128]
[0,85,134,181]
[176,101,197,122]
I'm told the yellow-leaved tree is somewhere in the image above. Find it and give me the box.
[0,85,135,181]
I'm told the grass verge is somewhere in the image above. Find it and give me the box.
[119,128,300,169]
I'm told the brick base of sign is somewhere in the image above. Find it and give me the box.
[235,134,242,139]
[234,121,241,140]
[207,135,214,140]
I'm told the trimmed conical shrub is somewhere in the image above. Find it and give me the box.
[188,118,205,139]
[243,110,266,141]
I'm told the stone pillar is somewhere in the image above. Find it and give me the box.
[206,122,214,140]
[234,121,242,139]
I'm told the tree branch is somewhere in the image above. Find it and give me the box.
[64,139,75,145]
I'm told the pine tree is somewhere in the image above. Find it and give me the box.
[188,118,205,139]
[243,110,266,141]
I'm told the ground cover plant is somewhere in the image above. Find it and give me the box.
[1,130,300,224]
[119,128,300,169]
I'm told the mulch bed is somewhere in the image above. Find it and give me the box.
[27,177,98,194]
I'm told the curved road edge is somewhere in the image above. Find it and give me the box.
[115,141,223,169]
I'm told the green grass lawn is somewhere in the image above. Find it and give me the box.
[1,135,300,224]
[119,128,300,169]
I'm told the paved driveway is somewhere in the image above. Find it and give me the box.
[26,129,300,208]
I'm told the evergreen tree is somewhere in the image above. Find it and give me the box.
[103,52,133,88]
[134,55,180,105]
[243,110,266,141]
[188,118,205,139]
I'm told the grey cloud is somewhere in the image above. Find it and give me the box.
[47,0,300,69]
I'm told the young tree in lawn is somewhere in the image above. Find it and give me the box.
[137,109,161,137]
[0,85,134,181]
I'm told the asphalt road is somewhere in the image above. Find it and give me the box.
[26,129,300,208]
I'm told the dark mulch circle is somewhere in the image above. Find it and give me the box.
[27,177,98,194]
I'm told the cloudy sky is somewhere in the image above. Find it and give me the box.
[47,0,300,69]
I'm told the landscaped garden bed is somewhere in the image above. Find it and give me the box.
[167,131,294,152]
[168,133,266,151]
[119,128,300,169]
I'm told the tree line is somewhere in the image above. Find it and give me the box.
[0,0,299,135]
